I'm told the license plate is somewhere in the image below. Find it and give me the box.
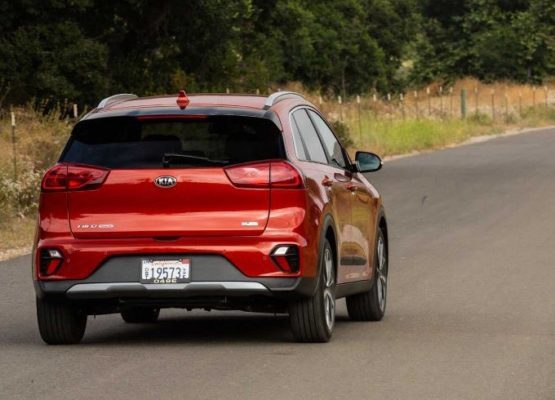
[140,259,191,284]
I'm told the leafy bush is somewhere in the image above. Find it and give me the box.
[0,105,70,222]
[0,162,42,218]
[330,120,353,148]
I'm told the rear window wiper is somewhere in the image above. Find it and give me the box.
[162,153,228,168]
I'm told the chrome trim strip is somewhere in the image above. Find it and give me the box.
[67,281,269,294]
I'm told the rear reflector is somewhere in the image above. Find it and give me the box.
[271,245,300,273]
[225,161,303,189]
[42,164,109,192]
[39,248,63,276]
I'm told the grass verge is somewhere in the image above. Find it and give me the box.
[0,102,554,260]
[0,216,36,261]
[346,106,555,157]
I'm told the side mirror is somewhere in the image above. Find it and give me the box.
[355,151,382,173]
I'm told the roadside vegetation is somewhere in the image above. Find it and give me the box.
[0,106,71,257]
[0,1,554,257]
[1,79,554,256]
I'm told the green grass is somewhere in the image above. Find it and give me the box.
[345,106,555,157]
[0,103,554,258]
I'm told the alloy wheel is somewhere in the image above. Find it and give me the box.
[376,235,387,312]
[323,247,336,331]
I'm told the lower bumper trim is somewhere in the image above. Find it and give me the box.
[66,281,270,299]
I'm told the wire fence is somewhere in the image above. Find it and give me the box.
[313,83,554,123]
[1,79,554,182]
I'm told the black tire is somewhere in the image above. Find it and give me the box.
[121,307,160,323]
[346,227,388,321]
[289,239,336,343]
[36,297,87,345]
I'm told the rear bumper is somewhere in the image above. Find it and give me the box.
[34,254,317,302]
[34,232,316,281]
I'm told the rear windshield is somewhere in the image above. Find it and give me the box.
[61,116,284,168]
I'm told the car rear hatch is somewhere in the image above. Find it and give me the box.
[58,115,285,239]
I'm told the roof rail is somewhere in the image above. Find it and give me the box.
[97,93,138,109]
[263,91,304,110]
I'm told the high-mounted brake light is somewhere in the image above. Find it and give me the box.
[177,89,190,109]
[41,164,109,192]
[224,161,304,189]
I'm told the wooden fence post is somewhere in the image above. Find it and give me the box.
[439,86,443,117]
[491,89,495,120]
[504,93,509,122]
[414,91,419,119]
[449,87,454,118]
[356,95,362,142]
[338,95,343,121]
[460,89,467,119]
[10,110,17,180]
[474,86,479,116]
[426,87,431,116]
[387,93,392,120]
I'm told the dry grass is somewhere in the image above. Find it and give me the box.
[304,78,555,122]
[0,79,554,258]
[0,106,71,257]
[295,78,555,156]
[0,216,35,260]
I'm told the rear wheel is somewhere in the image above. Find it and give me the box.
[121,307,160,323]
[346,227,388,321]
[289,239,336,342]
[36,297,87,345]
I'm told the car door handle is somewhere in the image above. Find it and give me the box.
[322,176,333,187]
[334,172,351,183]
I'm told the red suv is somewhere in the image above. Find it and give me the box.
[34,91,388,344]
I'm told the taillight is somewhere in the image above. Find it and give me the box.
[39,249,63,276]
[270,162,304,188]
[225,161,304,189]
[271,245,300,273]
[41,164,109,192]
[224,162,270,188]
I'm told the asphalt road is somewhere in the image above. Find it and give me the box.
[1,127,554,400]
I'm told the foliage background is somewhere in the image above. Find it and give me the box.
[1,0,554,254]
[0,0,553,108]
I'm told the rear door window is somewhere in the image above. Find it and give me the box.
[61,116,284,169]
[291,118,308,160]
[291,109,328,164]
[307,110,347,169]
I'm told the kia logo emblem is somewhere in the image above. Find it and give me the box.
[154,176,177,188]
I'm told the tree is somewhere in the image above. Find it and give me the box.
[412,0,555,83]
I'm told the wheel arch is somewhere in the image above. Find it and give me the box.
[321,214,339,277]
[377,207,389,256]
